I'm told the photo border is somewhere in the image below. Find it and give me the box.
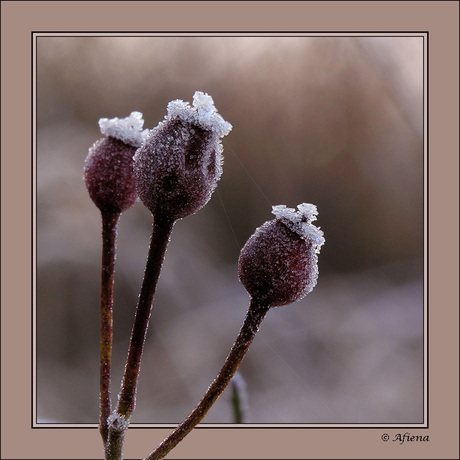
[31,31,429,432]
[2,2,458,459]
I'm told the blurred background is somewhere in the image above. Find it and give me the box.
[36,35,424,424]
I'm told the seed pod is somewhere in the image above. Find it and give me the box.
[84,112,147,214]
[238,203,325,307]
[133,91,232,220]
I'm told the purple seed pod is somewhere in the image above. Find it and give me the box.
[133,91,232,220]
[84,112,148,214]
[238,203,325,307]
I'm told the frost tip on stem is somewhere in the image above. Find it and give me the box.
[272,203,325,249]
[99,111,149,148]
[166,91,232,138]
[107,412,128,433]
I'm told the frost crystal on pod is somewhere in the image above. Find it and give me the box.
[134,91,232,220]
[272,203,325,249]
[99,111,149,148]
[166,92,232,138]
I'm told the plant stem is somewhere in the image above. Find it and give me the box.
[106,214,174,460]
[99,211,120,444]
[230,373,247,423]
[105,413,128,460]
[145,298,269,460]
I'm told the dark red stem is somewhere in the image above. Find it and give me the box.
[117,215,175,418]
[105,215,174,460]
[145,298,269,460]
[99,211,120,443]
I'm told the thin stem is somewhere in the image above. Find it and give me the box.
[145,299,269,460]
[105,215,174,460]
[105,428,124,460]
[230,373,248,423]
[99,211,120,444]
[117,215,174,417]
[104,413,128,460]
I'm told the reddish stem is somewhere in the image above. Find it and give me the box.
[145,299,269,460]
[116,215,174,418]
[105,215,174,460]
[99,211,120,443]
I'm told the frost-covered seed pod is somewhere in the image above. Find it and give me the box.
[134,91,232,220]
[238,204,325,307]
[84,112,148,214]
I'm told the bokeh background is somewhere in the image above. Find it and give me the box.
[36,35,424,424]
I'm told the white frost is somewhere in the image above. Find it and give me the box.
[107,412,128,432]
[99,111,149,147]
[166,91,232,138]
[272,203,325,249]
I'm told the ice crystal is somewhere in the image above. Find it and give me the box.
[272,203,325,248]
[107,412,128,433]
[166,91,232,138]
[99,111,148,148]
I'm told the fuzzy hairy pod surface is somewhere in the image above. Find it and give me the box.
[134,92,232,220]
[238,204,325,307]
[84,112,147,214]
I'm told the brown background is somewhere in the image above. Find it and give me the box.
[1,1,459,459]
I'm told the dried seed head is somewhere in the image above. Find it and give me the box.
[84,112,147,214]
[238,204,325,307]
[133,91,232,220]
